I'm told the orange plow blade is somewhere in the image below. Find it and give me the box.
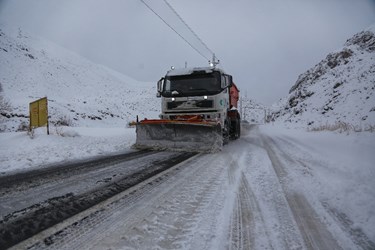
[134,120,223,153]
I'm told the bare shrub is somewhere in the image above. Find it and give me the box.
[53,115,73,126]
[364,124,375,133]
[54,126,64,136]
[27,128,35,139]
[17,121,29,132]
[353,125,363,133]
[0,95,12,113]
[308,121,353,133]
[0,96,12,132]
[308,122,374,133]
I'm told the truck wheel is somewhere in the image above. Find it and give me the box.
[236,118,241,139]
[223,121,230,145]
[230,118,240,140]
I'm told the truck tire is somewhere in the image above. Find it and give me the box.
[236,117,241,139]
[223,121,230,145]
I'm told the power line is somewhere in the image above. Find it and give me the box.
[139,0,210,61]
[139,0,214,62]
[162,0,215,57]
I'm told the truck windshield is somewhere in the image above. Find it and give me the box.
[162,72,221,97]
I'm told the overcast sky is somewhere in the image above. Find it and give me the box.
[1,0,375,105]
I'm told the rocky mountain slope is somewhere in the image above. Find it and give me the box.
[0,26,160,132]
[270,26,375,130]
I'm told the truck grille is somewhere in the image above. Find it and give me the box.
[167,100,213,110]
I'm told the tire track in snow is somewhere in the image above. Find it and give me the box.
[240,133,304,249]
[261,134,342,250]
[99,152,231,250]
[322,202,375,250]
[7,152,197,250]
[228,172,273,250]
[29,153,228,250]
[0,150,161,220]
[268,133,375,249]
[223,139,254,249]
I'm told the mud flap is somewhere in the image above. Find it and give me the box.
[134,122,223,153]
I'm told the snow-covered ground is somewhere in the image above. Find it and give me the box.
[4,124,374,249]
[0,126,136,174]
[259,125,375,243]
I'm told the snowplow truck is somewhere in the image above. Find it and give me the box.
[134,67,241,153]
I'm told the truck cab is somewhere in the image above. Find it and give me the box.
[158,67,232,122]
[156,66,240,140]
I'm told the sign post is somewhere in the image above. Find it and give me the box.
[29,97,49,135]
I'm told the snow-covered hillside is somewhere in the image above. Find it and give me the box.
[0,25,268,133]
[0,26,159,132]
[270,25,375,130]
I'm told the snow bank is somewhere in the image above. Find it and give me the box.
[260,124,375,240]
[0,127,136,174]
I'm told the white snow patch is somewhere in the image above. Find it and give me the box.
[260,124,375,241]
[0,126,136,174]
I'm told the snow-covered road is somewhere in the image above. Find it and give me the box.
[2,124,373,250]
[80,125,369,250]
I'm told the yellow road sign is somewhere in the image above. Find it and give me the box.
[29,97,49,134]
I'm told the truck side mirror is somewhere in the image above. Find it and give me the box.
[157,78,164,98]
[228,75,233,87]
[221,74,233,89]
